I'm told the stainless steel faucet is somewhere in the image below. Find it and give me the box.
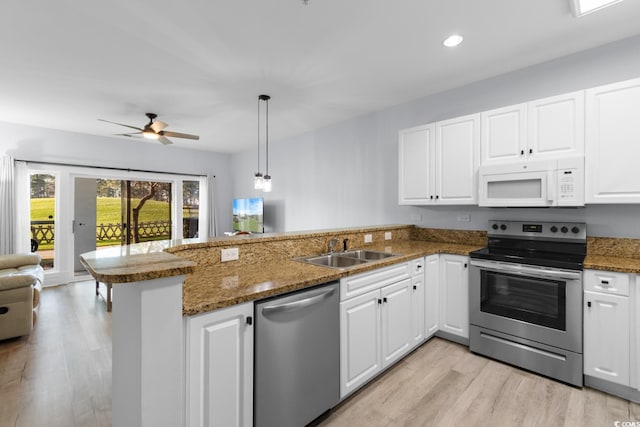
[328,238,339,253]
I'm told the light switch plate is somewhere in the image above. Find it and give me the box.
[364,234,373,243]
[221,247,239,262]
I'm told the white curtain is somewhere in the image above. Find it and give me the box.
[207,174,217,237]
[200,174,217,238]
[0,155,15,254]
[14,161,30,253]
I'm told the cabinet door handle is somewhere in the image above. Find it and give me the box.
[378,298,382,305]
[520,150,524,155]
[246,316,253,325]
[383,297,387,303]
[464,263,468,268]
[430,195,434,200]
[435,195,439,200]
[587,301,591,308]
[529,148,533,154]
[413,285,417,290]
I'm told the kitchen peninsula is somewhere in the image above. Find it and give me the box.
[80,224,640,427]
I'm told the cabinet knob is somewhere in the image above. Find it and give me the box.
[435,195,439,199]
[430,195,434,200]
[520,150,524,155]
[587,301,591,308]
[529,148,533,154]
[246,316,253,325]
[383,297,388,303]
[464,263,468,268]
[378,298,382,305]
[413,285,417,290]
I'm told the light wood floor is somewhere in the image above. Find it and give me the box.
[1,282,638,427]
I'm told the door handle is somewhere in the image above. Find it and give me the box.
[262,288,335,316]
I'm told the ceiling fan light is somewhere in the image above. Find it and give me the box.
[143,131,159,140]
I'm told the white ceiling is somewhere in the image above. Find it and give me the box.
[1,0,640,153]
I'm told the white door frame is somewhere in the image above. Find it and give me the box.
[24,163,203,286]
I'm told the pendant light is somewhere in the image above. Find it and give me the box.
[260,94,272,192]
[254,94,264,189]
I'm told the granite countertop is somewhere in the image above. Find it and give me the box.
[80,241,196,284]
[584,255,640,274]
[182,240,483,316]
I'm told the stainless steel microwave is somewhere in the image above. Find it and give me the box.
[478,157,584,207]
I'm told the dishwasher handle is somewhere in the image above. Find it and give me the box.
[262,288,335,316]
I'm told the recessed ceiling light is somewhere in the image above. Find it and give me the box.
[443,34,463,48]
[570,0,625,17]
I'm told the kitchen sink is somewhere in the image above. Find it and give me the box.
[301,254,368,268]
[340,250,397,260]
[296,249,399,269]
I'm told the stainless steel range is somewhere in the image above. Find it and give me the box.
[469,220,586,386]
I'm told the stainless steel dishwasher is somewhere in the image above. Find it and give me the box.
[255,281,340,427]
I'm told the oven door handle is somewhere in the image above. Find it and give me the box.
[469,259,582,281]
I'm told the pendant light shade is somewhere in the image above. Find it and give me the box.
[254,94,272,193]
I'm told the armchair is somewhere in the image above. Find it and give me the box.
[0,253,44,340]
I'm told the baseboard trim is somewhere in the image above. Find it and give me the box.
[585,375,640,403]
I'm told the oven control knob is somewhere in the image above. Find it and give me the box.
[571,226,580,234]
[550,226,558,233]
[500,224,507,231]
[492,224,499,230]
[561,226,569,233]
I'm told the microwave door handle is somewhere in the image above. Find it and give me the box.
[547,170,557,203]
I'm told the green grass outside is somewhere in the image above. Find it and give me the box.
[31,197,198,249]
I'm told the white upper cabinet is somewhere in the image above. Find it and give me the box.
[399,114,479,205]
[481,103,527,164]
[585,77,640,203]
[399,124,434,204]
[481,91,584,165]
[435,114,480,204]
[528,91,585,159]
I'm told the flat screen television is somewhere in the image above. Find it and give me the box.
[232,197,264,233]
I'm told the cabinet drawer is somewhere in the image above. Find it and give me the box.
[340,262,410,301]
[411,257,425,277]
[584,269,629,296]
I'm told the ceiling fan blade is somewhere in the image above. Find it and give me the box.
[160,131,200,140]
[150,120,168,132]
[98,118,144,132]
[114,132,143,137]
[158,135,173,145]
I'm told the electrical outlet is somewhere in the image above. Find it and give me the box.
[221,247,239,262]
[457,214,470,222]
[384,231,392,240]
[364,234,373,244]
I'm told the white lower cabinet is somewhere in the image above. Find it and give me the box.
[340,262,419,398]
[583,269,631,387]
[424,254,440,338]
[439,254,469,339]
[185,302,253,427]
[340,289,381,397]
[410,258,426,347]
[381,279,413,368]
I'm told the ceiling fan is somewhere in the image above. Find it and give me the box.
[98,112,200,145]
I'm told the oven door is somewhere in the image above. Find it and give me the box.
[469,259,582,353]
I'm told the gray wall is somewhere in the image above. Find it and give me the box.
[0,121,234,230]
[231,34,640,238]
